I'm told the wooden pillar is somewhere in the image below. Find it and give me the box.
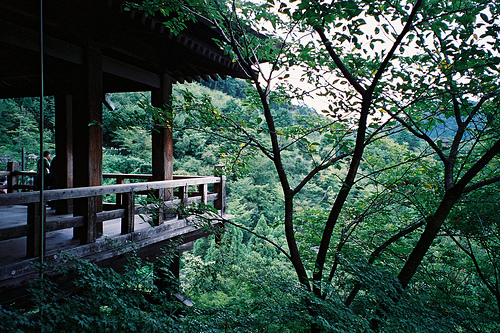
[72,43,103,244]
[169,249,180,282]
[53,94,74,213]
[151,75,174,225]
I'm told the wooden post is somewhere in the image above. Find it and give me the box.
[178,184,189,218]
[78,196,98,244]
[213,165,226,245]
[115,176,126,206]
[151,75,174,225]
[7,161,19,193]
[213,165,226,216]
[121,191,135,234]
[27,202,45,257]
[199,184,208,205]
[72,43,103,243]
[181,184,189,206]
[54,94,74,213]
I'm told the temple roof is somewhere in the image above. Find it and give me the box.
[0,0,248,98]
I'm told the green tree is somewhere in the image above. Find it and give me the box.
[0,97,55,170]
[136,0,500,330]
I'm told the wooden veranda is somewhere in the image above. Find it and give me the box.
[0,0,245,308]
[0,170,226,308]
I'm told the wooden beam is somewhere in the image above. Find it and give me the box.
[0,20,163,91]
[0,225,29,242]
[102,56,161,89]
[0,19,83,65]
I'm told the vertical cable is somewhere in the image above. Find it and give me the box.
[39,0,45,267]
[39,0,45,327]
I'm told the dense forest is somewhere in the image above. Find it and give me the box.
[2,0,500,332]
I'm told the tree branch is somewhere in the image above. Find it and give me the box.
[292,152,350,196]
[369,0,424,94]
[314,27,366,96]
[387,110,448,163]
[463,175,500,194]
[224,219,292,261]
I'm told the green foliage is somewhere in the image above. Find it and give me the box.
[102,152,148,174]
[124,0,200,35]
[0,97,55,171]
[200,77,250,99]
[102,92,153,146]
[183,233,369,333]
[0,246,185,333]
[113,126,152,160]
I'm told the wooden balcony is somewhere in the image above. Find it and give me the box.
[0,168,226,308]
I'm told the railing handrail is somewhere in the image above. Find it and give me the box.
[102,173,208,180]
[15,170,37,176]
[2,172,207,178]
[0,176,221,206]
[103,173,151,180]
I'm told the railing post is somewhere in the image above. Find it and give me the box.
[152,188,164,226]
[121,191,135,234]
[178,184,189,218]
[115,176,125,206]
[213,165,226,217]
[199,184,208,205]
[182,184,189,206]
[27,202,45,257]
[7,161,19,193]
[75,196,98,244]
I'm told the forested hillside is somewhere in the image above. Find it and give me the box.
[3,74,499,331]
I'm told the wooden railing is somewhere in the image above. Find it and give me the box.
[0,169,226,259]
[0,161,29,193]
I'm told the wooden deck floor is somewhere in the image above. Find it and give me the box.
[0,205,169,266]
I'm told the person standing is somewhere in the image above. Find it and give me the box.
[35,151,51,190]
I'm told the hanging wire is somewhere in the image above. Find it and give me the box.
[39,0,46,327]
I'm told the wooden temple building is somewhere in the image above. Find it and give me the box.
[0,0,248,308]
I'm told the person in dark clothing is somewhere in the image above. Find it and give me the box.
[35,151,51,190]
